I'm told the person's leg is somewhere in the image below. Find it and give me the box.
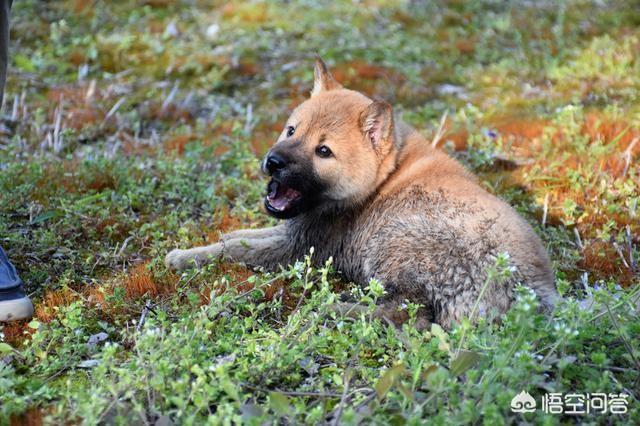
[0,0,32,322]
[0,0,12,108]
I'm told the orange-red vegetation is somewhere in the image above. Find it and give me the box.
[148,19,166,34]
[251,119,282,155]
[438,113,639,288]
[204,207,243,243]
[144,101,192,123]
[121,263,165,299]
[455,38,476,55]
[582,112,639,148]
[1,320,31,345]
[85,170,119,193]
[331,60,405,95]
[72,0,91,14]
[579,240,635,287]
[495,118,549,140]
[32,163,114,201]
[35,287,78,323]
[46,85,103,130]
[164,134,196,155]
[68,49,88,66]
[33,159,119,200]
[30,264,174,324]
[10,407,43,426]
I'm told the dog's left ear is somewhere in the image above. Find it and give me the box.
[360,100,394,155]
[311,57,342,96]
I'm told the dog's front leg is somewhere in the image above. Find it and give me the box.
[165,226,295,271]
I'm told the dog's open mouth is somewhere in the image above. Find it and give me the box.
[265,179,302,214]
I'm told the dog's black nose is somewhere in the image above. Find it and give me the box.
[265,153,286,174]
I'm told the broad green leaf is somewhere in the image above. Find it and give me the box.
[0,342,14,353]
[221,378,240,402]
[375,363,406,401]
[421,363,438,381]
[76,192,109,206]
[30,210,62,225]
[269,392,291,415]
[450,350,482,376]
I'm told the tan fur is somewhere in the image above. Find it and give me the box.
[166,59,558,328]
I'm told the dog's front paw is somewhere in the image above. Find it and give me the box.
[165,248,191,271]
[165,244,224,271]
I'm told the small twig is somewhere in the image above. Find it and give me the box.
[161,81,179,112]
[89,256,102,275]
[45,367,69,382]
[97,396,120,424]
[573,227,584,250]
[291,280,310,316]
[106,68,134,80]
[116,235,135,258]
[604,301,640,374]
[603,299,640,397]
[330,370,351,426]
[180,90,194,109]
[588,285,640,323]
[580,272,589,291]
[430,110,448,148]
[85,79,96,103]
[11,94,18,121]
[241,383,342,398]
[613,242,631,270]
[244,103,254,135]
[101,96,126,127]
[352,390,377,414]
[622,137,638,177]
[136,300,154,332]
[583,363,638,374]
[181,269,201,287]
[53,100,64,153]
[542,193,549,227]
[626,225,636,272]
[20,90,27,121]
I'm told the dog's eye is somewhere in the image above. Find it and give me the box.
[286,126,295,138]
[315,145,333,158]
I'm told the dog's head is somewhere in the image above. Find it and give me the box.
[262,58,399,219]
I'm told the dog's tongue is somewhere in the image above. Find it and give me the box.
[267,181,301,211]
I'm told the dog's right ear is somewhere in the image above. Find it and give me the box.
[360,100,394,156]
[311,57,342,97]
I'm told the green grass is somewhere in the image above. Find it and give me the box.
[1,0,639,424]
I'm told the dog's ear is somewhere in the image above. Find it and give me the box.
[360,100,394,154]
[311,57,342,96]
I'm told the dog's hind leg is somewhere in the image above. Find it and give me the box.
[328,300,431,331]
[165,226,296,271]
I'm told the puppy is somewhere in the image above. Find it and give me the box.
[166,59,558,328]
